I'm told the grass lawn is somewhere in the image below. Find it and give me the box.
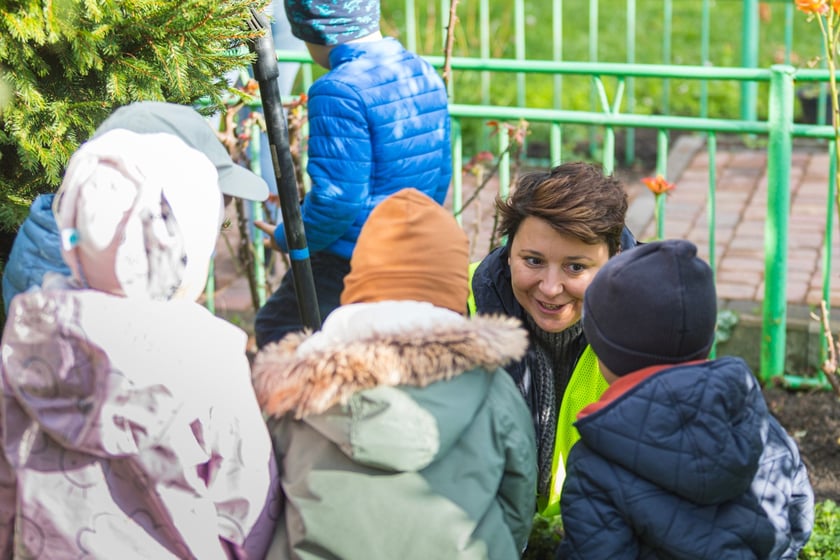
[380,0,824,120]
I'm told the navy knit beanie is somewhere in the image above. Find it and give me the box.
[582,239,717,377]
[284,0,381,46]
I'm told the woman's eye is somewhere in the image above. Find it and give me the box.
[567,263,586,273]
[524,256,543,266]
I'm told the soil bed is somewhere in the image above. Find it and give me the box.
[764,386,840,503]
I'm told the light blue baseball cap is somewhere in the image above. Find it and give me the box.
[94,101,269,201]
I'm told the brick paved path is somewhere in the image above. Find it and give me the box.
[209,135,840,345]
[630,136,840,309]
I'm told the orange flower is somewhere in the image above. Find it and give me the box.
[243,78,260,96]
[796,0,829,14]
[462,151,494,175]
[642,175,676,196]
[833,0,840,13]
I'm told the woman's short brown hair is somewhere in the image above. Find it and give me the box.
[496,161,628,256]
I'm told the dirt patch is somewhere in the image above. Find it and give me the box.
[764,386,840,503]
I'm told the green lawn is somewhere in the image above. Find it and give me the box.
[380,0,824,119]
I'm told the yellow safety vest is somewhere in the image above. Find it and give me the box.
[538,344,607,517]
[467,260,608,517]
[467,261,481,316]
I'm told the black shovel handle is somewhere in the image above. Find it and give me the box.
[248,6,321,330]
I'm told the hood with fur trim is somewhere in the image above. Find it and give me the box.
[253,301,528,473]
[254,301,538,559]
[253,301,527,419]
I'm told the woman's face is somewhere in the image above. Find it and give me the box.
[509,216,610,333]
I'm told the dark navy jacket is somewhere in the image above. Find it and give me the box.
[273,37,451,259]
[557,357,814,560]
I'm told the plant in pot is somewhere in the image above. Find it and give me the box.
[796,82,834,124]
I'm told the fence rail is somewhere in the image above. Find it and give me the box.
[251,41,839,389]
[222,2,837,389]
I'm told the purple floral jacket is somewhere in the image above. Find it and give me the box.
[0,279,279,559]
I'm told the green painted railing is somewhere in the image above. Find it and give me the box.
[260,47,836,389]
[384,0,821,151]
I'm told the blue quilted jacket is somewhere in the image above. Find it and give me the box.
[273,37,452,259]
[2,194,69,313]
[557,357,814,560]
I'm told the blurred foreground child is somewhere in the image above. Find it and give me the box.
[0,130,277,558]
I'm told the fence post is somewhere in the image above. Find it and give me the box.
[740,0,759,122]
[405,0,416,53]
[249,121,267,308]
[761,64,794,383]
[451,118,463,225]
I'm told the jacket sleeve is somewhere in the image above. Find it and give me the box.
[492,369,538,553]
[752,416,815,560]
[200,359,280,559]
[2,193,69,313]
[556,447,638,560]
[274,79,370,253]
[785,457,814,560]
[433,114,452,204]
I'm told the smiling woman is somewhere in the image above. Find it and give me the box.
[469,161,635,517]
[508,216,610,334]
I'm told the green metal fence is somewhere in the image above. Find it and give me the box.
[382,0,825,143]
[439,60,833,390]
[224,1,837,389]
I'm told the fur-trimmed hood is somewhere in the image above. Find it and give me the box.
[257,302,538,558]
[253,301,528,419]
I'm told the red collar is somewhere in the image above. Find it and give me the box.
[578,360,706,419]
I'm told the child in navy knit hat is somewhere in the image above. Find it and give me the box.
[253,0,452,348]
[557,239,814,560]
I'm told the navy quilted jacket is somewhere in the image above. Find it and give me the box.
[557,357,814,560]
[273,37,451,259]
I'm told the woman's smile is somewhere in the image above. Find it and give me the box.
[509,216,610,333]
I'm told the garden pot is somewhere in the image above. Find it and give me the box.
[797,86,836,124]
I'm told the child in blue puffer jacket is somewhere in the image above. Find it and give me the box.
[253,0,452,348]
[558,239,814,560]
[2,193,68,314]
